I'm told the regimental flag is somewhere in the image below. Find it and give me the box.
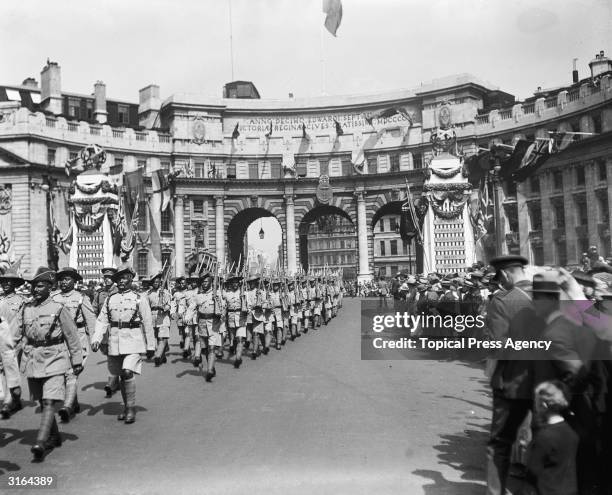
[152,169,172,212]
[265,121,273,138]
[302,122,309,140]
[363,107,413,129]
[124,168,145,213]
[512,139,551,182]
[232,123,240,140]
[323,0,343,36]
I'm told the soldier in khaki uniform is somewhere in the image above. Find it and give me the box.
[286,279,301,340]
[188,272,224,382]
[246,275,266,359]
[223,274,246,368]
[52,267,97,423]
[147,272,172,366]
[171,276,189,351]
[92,267,120,398]
[269,279,285,350]
[15,267,83,460]
[0,268,27,419]
[300,277,311,333]
[91,267,154,424]
[182,276,199,358]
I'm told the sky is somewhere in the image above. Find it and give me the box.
[1,0,610,103]
[1,0,610,253]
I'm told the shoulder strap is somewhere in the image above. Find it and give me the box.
[130,294,141,324]
[44,304,63,341]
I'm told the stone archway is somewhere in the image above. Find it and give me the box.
[227,207,280,269]
[297,204,356,276]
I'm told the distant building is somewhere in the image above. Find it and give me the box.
[373,214,416,277]
[307,215,356,279]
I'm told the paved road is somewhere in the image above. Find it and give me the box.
[1,298,491,495]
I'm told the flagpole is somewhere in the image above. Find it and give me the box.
[320,18,326,95]
[228,0,235,80]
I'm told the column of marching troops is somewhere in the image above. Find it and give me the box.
[0,263,345,461]
[388,256,612,495]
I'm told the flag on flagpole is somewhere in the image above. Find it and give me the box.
[265,121,273,138]
[232,123,240,140]
[334,119,344,136]
[124,168,145,214]
[322,0,342,36]
[302,122,309,140]
[152,169,172,212]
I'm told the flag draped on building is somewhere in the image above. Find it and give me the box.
[124,168,145,214]
[152,169,172,212]
[322,0,342,36]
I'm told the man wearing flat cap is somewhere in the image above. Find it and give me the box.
[92,267,120,399]
[0,267,27,419]
[485,255,544,495]
[15,267,84,460]
[52,267,97,423]
[91,266,154,424]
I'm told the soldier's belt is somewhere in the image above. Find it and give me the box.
[151,306,164,311]
[28,336,64,347]
[227,308,241,312]
[76,322,86,328]
[110,321,141,329]
[198,313,219,319]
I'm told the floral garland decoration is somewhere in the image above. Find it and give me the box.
[423,183,472,192]
[75,214,105,233]
[430,200,466,219]
[429,166,462,179]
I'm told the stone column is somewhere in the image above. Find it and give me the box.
[539,175,554,265]
[284,194,297,274]
[517,182,532,262]
[214,195,225,265]
[584,161,599,249]
[355,191,371,281]
[174,196,185,276]
[562,169,577,264]
[607,158,612,255]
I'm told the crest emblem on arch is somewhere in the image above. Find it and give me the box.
[192,117,207,145]
[316,175,333,205]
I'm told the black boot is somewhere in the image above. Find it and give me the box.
[234,358,242,369]
[0,389,23,419]
[59,375,78,423]
[123,378,136,424]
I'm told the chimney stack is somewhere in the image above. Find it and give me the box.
[94,81,108,124]
[40,60,62,115]
[22,77,38,88]
[572,58,579,84]
[138,84,160,129]
[589,50,612,78]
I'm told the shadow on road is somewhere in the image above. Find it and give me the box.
[0,459,20,475]
[81,381,107,392]
[413,469,486,495]
[80,401,148,417]
[0,428,79,448]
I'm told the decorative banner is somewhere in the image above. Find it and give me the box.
[0,186,11,215]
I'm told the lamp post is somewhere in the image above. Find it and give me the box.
[492,164,504,258]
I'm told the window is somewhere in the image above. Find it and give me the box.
[389,217,397,233]
[137,159,146,170]
[390,240,398,255]
[379,241,386,256]
[553,171,563,190]
[379,219,385,232]
[161,251,172,268]
[296,162,307,177]
[532,246,544,266]
[161,208,172,232]
[226,162,236,179]
[576,200,588,227]
[47,148,56,166]
[193,199,204,216]
[307,160,320,177]
[248,162,258,179]
[137,251,148,278]
[530,176,540,194]
[390,154,400,172]
[69,151,78,162]
[529,204,542,231]
[598,160,607,181]
[68,98,80,118]
[161,161,170,173]
[390,265,398,275]
[86,100,93,120]
[118,104,129,124]
[556,241,567,266]
[554,203,565,229]
[576,167,585,186]
[413,153,423,169]
[194,161,205,178]
[599,195,610,224]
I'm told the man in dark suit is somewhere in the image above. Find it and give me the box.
[533,271,602,495]
[485,255,543,495]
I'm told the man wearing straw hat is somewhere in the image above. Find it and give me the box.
[52,266,96,423]
[0,266,27,419]
[91,266,154,424]
[15,267,83,460]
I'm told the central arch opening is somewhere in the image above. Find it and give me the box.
[298,205,356,279]
[227,208,282,272]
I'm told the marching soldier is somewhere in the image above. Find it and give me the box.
[52,267,96,423]
[269,278,285,350]
[0,267,27,419]
[300,277,311,333]
[331,276,341,318]
[189,272,224,382]
[287,278,301,340]
[311,277,323,328]
[91,266,154,424]
[182,276,199,358]
[246,275,266,359]
[92,267,120,398]
[223,274,246,368]
[171,276,190,351]
[147,272,172,366]
[261,277,274,353]
[15,267,83,460]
